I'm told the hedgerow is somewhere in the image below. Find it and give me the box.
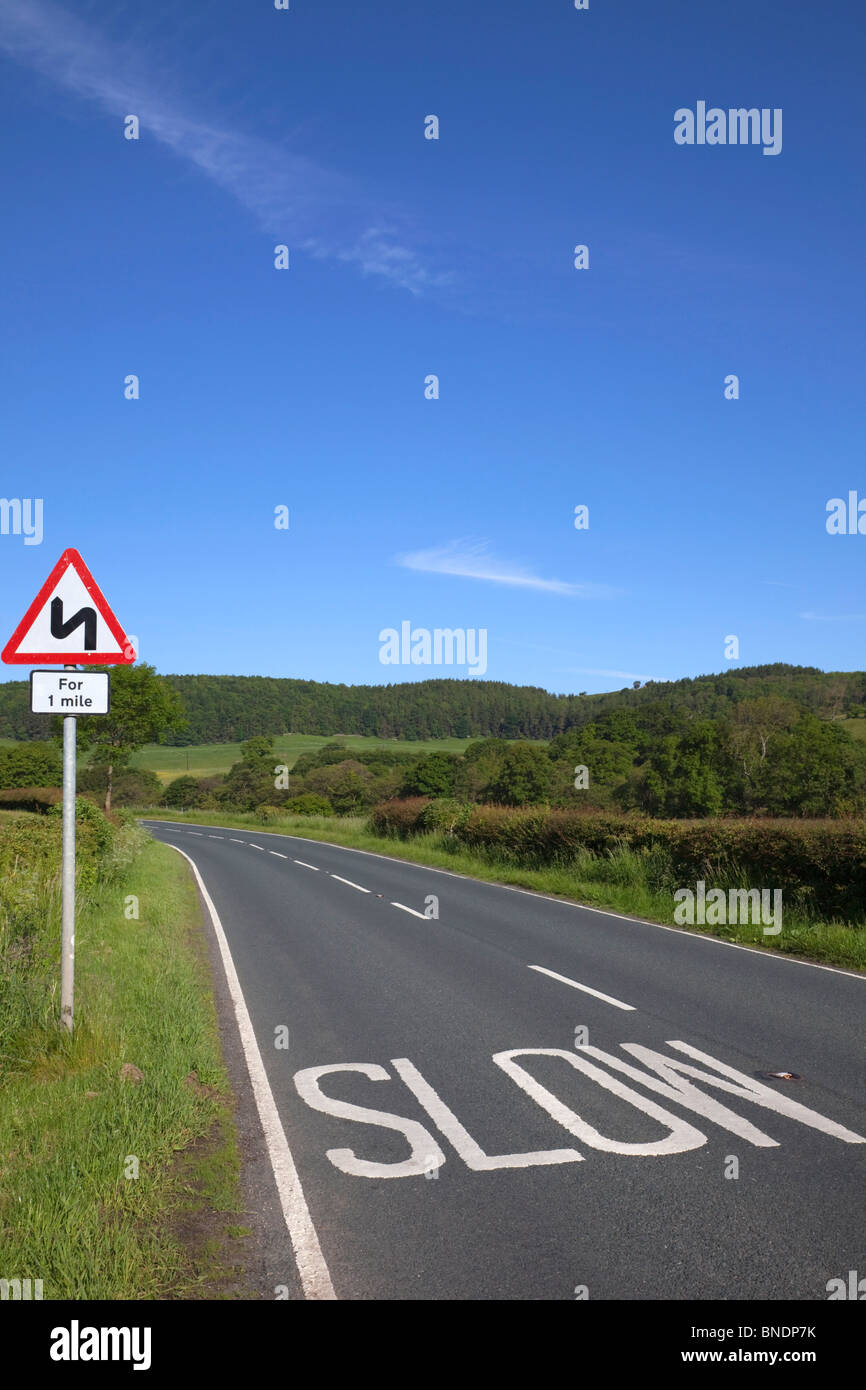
[367,800,866,921]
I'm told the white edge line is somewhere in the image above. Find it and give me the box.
[391,902,428,920]
[140,822,866,982]
[330,874,371,894]
[528,964,636,1012]
[165,844,336,1300]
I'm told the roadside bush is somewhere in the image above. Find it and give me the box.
[285,794,334,816]
[368,797,430,838]
[1,801,148,1042]
[417,798,473,835]
[0,786,62,814]
[0,741,61,790]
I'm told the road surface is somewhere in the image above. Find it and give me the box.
[142,819,866,1302]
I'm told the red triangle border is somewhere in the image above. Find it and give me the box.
[2,548,135,665]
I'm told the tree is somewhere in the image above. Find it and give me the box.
[71,664,187,813]
[78,765,164,808]
[486,743,551,805]
[305,760,374,814]
[162,775,208,809]
[221,737,280,810]
[400,753,460,798]
[618,722,728,817]
[724,696,800,809]
[238,736,277,767]
[759,716,866,816]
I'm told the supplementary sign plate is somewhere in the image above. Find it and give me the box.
[30,670,110,715]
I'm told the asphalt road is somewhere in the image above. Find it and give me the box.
[142,819,866,1302]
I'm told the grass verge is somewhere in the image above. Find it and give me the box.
[0,835,251,1299]
[141,809,866,972]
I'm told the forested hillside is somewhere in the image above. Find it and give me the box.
[1,664,863,745]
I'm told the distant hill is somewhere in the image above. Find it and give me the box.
[1,664,864,745]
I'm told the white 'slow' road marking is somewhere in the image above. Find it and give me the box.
[391,902,428,920]
[330,874,370,894]
[528,964,636,1012]
[270,851,288,858]
[165,845,335,1298]
[295,1044,866,1179]
[294,860,320,871]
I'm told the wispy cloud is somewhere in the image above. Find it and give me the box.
[396,541,617,598]
[0,0,447,294]
[567,668,654,682]
[800,611,866,623]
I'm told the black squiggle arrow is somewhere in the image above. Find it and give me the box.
[50,598,97,650]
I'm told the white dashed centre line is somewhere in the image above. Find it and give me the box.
[294,860,320,871]
[391,902,428,920]
[330,874,370,894]
[269,851,288,859]
[229,838,244,843]
[249,844,264,851]
[188,832,203,836]
[528,964,636,1012]
[208,835,224,839]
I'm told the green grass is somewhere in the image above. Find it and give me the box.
[841,718,866,741]
[142,808,866,972]
[130,733,483,783]
[0,836,247,1299]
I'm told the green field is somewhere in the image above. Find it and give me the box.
[130,733,480,784]
[842,718,866,741]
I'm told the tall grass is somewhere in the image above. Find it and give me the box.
[0,811,244,1299]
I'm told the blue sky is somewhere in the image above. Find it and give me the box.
[0,0,863,695]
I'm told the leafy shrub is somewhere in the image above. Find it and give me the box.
[417,798,472,834]
[0,786,62,814]
[285,794,333,816]
[0,802,147,1043]
[0,741,62,790]
[368,797,430,838]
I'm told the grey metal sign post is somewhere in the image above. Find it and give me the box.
[30,668,111,1033]
[61,667,77,1032]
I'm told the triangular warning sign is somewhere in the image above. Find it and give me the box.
[2,549,136,664]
